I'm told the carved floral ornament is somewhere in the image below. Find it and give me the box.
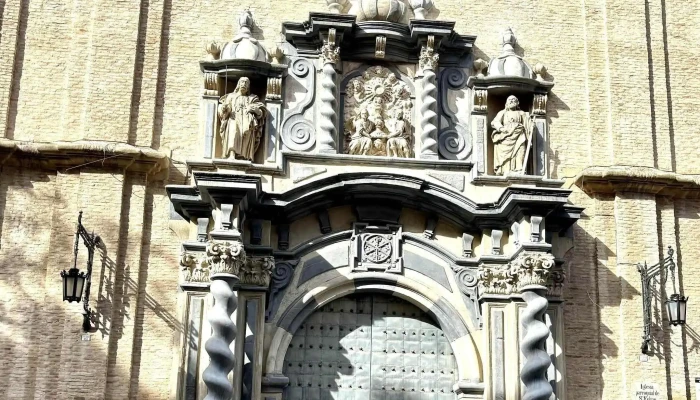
[477,252,564,297]
[344,66,414,157]
[181,243,276,287]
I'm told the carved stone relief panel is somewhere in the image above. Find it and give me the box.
[350,223,403,273]
[343,66,414,157]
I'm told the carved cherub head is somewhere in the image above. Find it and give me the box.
[375,118,385,130]
[352,80,364,93]
[359,109,370,120]
[506,95,520,110]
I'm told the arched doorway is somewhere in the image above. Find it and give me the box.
[283,293,458,399]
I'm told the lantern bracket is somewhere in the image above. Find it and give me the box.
[65,211,101,332]
[637,246,683,354]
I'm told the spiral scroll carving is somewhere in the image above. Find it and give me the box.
[281,115,315,151]
[318,62,338,152]
[291,58,311,77]
[203,279,237,400]
[520,290,553,400]
[438,128,472,160]
[420,68,438,158]
[281,58,316,152]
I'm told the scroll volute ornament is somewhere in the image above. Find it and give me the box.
[206,240,246,277]
[343,66,414,157]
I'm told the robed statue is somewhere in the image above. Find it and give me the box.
[491,95,534,175]
[218,77,267,160]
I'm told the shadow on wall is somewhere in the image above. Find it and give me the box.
[0,170,184,399]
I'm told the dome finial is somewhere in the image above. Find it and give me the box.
[237,9,253,37]
[501,27,517,55]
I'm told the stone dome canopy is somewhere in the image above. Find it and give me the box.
[487,28,534,79]
[220,10,269,62]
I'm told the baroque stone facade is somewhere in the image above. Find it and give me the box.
[0,1,698,400]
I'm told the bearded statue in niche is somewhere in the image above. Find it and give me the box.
[491,95,534,175]
[344,66,413,157]
[218,77,267,161]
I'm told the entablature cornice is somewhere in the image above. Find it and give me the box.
[283,13,474,65]
[167,171,578,232]
[0,139,169,178]
[575,165,700,199]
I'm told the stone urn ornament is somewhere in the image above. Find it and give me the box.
[349,0,406,22]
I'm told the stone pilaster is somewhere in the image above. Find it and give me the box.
[201,72,219,159]
[471,89,488,175]
[532,94,548,176]
[265,78,283,163]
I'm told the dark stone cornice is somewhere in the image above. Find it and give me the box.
[467,75,554,95]
[168,172,578,232]
[200,59,288,79]
[282,13,475,65]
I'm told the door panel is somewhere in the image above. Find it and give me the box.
[283,294,457,400]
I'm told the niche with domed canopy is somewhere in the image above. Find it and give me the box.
[467,28,554,179]
[199,10,288,163]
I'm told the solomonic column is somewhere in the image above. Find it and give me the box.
[203,203,246,400]
[419,35,439,159]
[511,252,556,400]
[318,28,340,153]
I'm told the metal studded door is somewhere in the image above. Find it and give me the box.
[284,294,457,399]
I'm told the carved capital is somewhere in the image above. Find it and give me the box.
[180,251,211,283]
[240,256,275,287]
[266,77,282,101]
[473,89,487,113]
[478,264,517,296]
[206,240,246,277]
[320,28,340,65]
[203,72,219,96]
[510,252,555,291]
[532,94,547,116]
[479,253,561,297]
[419,36,439,72]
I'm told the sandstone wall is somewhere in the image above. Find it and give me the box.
[0,0,699,399]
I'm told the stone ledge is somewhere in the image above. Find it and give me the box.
[574,165,700,199]
[0,139,170,178]
[472,173,564,188]
[283,151,474,171]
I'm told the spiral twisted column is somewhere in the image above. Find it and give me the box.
[419,36,439,159]
[203,239,245,400]
[520,290,552,400]
[511,252,555,400]
[203,278,237,400]
[318,29,340,153]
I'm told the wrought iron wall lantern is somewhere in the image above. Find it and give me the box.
[638,246,688,354]
[60,211,100,332]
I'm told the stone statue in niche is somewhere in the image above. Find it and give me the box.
[491,95,534,175]
[344,66,413,157]
[218,77,267,160]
